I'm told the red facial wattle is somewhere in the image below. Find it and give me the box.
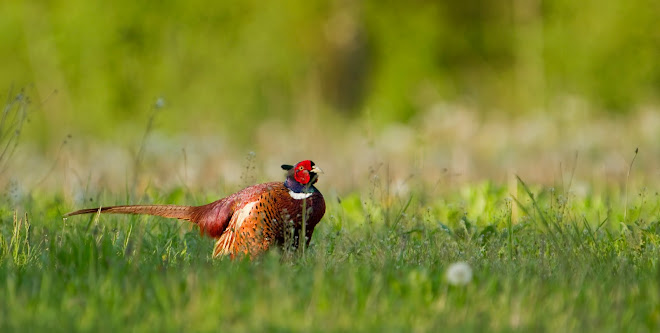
[294,170,310,184]
[293,160,313,184]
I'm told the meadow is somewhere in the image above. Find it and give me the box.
[2,100,659,331]
[2,1,660,331]
[1,166,660,332]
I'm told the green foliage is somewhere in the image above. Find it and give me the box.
[1,1,659,147]
[1,179,659,331]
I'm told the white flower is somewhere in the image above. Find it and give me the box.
[154,97,166,109]
[446,261,473,286]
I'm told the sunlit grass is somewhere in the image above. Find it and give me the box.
[3,89,658,330]
[1,173,659,331]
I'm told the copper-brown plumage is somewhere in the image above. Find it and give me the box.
[65,160,325,259]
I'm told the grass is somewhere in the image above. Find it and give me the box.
[1,174,659,332]
[3,1,660,329]
[2,87,660,331]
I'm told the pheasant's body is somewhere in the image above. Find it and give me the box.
[65,161,325,259]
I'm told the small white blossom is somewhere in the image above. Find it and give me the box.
[154,97,166,109]
[446,261,473,286]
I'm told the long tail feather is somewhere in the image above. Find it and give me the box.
[64,205,196,221]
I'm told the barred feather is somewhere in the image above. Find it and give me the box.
[64,205,195,221]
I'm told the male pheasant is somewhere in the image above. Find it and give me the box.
[65,160,325,259]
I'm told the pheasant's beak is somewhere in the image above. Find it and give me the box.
[311,166,324,174]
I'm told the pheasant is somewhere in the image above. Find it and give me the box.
[65,160,325,259]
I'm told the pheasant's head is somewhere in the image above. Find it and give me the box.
[282,160,323,187]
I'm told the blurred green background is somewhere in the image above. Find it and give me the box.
[1,0,659,198]
[2,0,659,147]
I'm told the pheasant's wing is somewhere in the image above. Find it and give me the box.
[191,197,237,238]
[212,200,264,258]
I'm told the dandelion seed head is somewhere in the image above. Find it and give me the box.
[446,261,473,286]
